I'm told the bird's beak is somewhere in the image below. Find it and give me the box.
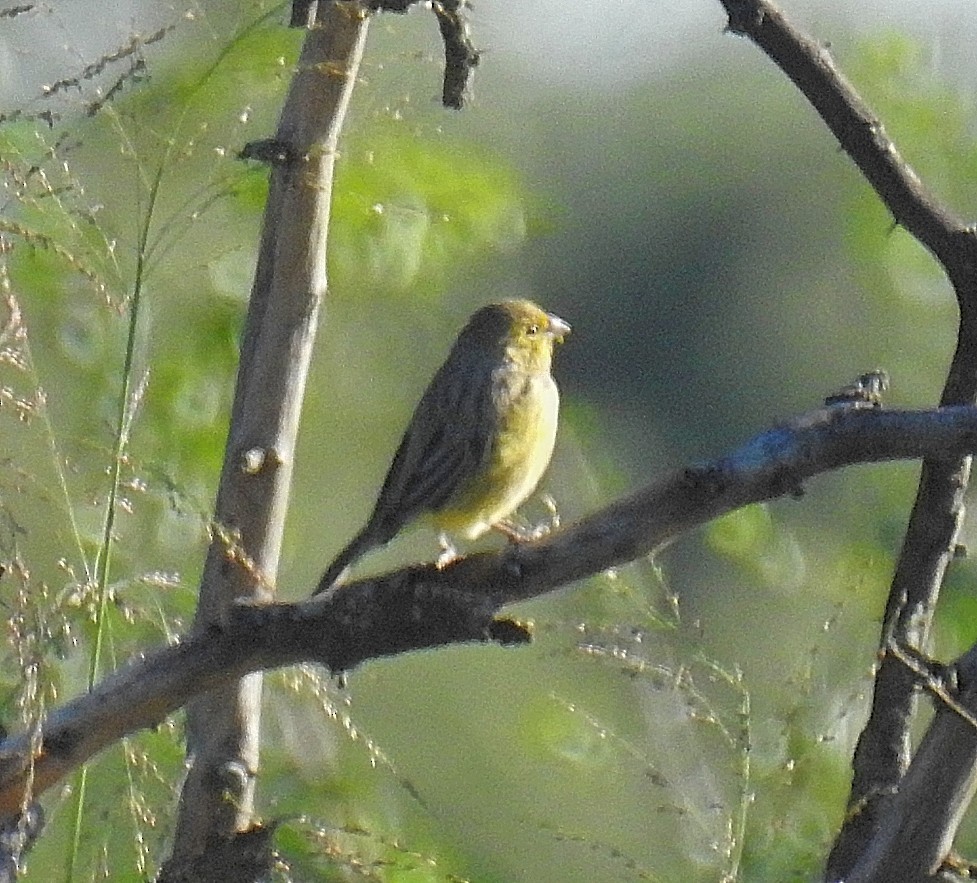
[547,313,571,343]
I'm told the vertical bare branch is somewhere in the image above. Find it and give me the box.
[167,0,371,863]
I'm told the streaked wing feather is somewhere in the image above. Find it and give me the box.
[367,354,495,532]
[395,427,474,512]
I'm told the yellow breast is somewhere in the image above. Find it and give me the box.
[432,373,559,539]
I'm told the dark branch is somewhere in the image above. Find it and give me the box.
[292,0,480,108]
[719,0,976,277]
[2,404,977,821]
[0,6,34,18]
[842,645,977,882]
[367,0,479,108]
[432,0,480,109]
[290,0,317,28]
[714,2,977,876]
[157,824,277,883]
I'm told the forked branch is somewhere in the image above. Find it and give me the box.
[1,404,977,823]
[717,1,977,878]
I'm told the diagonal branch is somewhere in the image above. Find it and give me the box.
[716,2,977,877]
[2,404,977,822]
[720,0,971,269]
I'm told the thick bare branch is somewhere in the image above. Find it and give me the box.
[3,404,977,823]
[172,0,477,864]
[171,0,371,862]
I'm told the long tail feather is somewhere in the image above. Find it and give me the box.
[313,529,378,597]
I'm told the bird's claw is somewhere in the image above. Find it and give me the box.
[496,496,561,544]
[436,533,460,569]
[540,493,561,533]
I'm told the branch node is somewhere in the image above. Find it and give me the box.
[489,617,533,646]
[724,1,765,37]
[313,59,355,79]
[238,138,300,167]
[217,760,255,798]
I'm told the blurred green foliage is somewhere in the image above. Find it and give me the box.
[1,2,977,881]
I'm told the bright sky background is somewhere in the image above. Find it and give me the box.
[3,1,977,105]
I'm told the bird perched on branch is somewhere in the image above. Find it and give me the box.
[314,299,570,596]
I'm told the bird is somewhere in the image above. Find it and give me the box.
[314,299,570,596]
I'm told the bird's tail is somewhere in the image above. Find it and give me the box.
[312,530,377,597]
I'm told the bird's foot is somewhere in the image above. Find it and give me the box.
[436,533,460,569]
[539,493,561,534]
[497,496,560,544]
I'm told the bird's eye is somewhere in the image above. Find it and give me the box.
[527,324,539,335]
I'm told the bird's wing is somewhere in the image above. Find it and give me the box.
[369,356,495,532]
